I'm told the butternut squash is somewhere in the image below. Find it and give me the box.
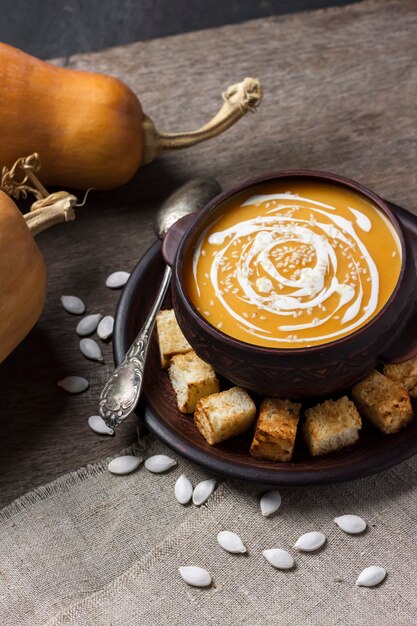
[0,43,262,190]
[1,193,50,362]
[0,155,76,363]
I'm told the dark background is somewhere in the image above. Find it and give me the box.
[2,0,360,59]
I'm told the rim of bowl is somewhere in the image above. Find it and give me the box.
[174,169,407,355]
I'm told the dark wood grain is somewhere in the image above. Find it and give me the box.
[0,0,416,506]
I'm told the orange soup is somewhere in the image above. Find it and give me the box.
[187,180,402,348]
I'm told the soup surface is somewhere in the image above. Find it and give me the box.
[187,179,402,348]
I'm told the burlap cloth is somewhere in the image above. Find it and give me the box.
[1,427,416,626]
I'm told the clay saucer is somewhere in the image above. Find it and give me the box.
[113,200,417,485]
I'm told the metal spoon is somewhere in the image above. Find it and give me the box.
[99,178,222,428]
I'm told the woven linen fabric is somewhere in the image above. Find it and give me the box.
[1,435,417,626]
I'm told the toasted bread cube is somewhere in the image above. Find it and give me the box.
[352,370,413,434]
[303,396,362,456]
[156,309,192,368]
[250,398,301,462]
[194,387,256,445]
[383,356,417,397]
[168,351,219,413]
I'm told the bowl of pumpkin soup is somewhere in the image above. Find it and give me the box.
[164,171,417,398]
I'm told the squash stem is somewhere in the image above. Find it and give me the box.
[24,203,75,236]
[141,77,263,164]
[23,166,50,199]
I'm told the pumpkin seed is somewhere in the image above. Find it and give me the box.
[107,455,142,475]
[88,415,114,436]
[192,479,216,506]
[97,315,114,341]
[260,490,282,517]
[174,474,193,505]
[144,454,177,473]
[76,313,102,336]
[178,566,212,588]
[79,338,104,362]
[217,531,246,554]
[356,566,386,587]
[105,271,130,289]
[61,295,86,315]
[57,376,89,394]
[263,549,294,570]
[294,531,326,552]
[334,515,367,535]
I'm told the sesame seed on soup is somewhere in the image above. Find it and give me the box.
[187,180,402,349]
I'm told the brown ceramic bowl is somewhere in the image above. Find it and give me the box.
[163,170,417,398]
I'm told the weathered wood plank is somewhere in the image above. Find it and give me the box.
[0,0,416,506]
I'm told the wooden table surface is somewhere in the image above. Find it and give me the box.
[0,0,416,508]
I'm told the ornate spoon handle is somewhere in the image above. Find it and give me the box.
[99,265,172,428]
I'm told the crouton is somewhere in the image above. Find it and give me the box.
[194,387,256,445]
[155,309,192,368]
[250,398,301,462]
[168,351,219,413]
[303,396,362,456]
[352,369,413,434]
[383,356,417,397]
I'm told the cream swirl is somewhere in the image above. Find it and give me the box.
[191,192,400,346]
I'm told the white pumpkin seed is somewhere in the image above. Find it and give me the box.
[97,315,114,341]
[144,454,177,473]
[79,338,104,362]
[88,415,114,436]
[57,376,89,394]
[107,455,142,475]
[61,295,86,315]
[294,531,326,552]
[334,515,367,535]
[260,490,282,517]
[174,474,193,504]
[356,566,386,587]
[192,479,216,506]
[105,271,130,289]
[76,313,102,336]
[263,549,294,570]
[178,566,212,588]
[217,531,246,554]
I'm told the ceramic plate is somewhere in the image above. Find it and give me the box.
[113,201,417,485]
